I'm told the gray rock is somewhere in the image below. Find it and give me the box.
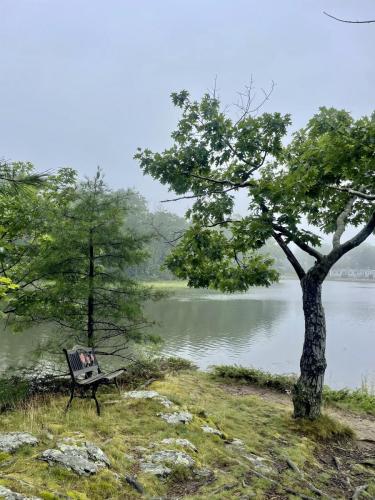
[40,442,110,475]
[159,411,192,424]
[225,438,245,449]
[201,425,223,436]
[141,449,195,477]
[193,467,214,478]
[147,450,195,467]
[160,438,197,452]
[140,462,171,477]
[243,453,273,473]
[0,486,41,500]
[125,475,144,494]
[0,433,38,452]
[122,390,174,408]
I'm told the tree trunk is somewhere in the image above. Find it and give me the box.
[87,231,94,347]
[292,274,327,419]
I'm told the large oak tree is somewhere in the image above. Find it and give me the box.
[136,90,375,419]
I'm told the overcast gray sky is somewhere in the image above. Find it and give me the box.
[0,0,374,214]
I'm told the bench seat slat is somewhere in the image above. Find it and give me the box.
[77,369,124,385]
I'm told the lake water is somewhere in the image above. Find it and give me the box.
[0,280,374,390]
[147,279,375,390]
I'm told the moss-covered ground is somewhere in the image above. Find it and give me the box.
[0,371,374,499]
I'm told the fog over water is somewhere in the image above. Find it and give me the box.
[0,1,374,215]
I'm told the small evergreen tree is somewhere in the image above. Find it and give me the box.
[10,169,159,358]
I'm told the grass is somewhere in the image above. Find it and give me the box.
[211,364,375,416]
[0,356,197,412]
[143,280,188,289]
[0,370,373,499]
[210,365,297,392]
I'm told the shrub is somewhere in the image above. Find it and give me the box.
[210,365,296,392]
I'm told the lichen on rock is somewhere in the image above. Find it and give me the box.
[160,438,197,452]
[158,411,192,424]
[140,449,195,477]
[0,486,41,500]
[122,390,174,408]
[201,425,223,436]
[0,433,38,453]
[39,441,110,475]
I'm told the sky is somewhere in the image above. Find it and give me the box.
[0,0,374,215]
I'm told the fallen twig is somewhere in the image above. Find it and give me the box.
[333,456,341,470]
[211,482,238,494]
[137,378,157,390]
[247,467,316,500]
[285,457,331,498]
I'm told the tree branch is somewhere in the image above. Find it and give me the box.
[323,11,375,24]
[327,210,375,266]
[329,185,375,200]
[272,223,323,260]
[332,196,356,248]
[272,231,305,280]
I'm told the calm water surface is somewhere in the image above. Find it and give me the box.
[147,279,375,390]
[0,280,374,390]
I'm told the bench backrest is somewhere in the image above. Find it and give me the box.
[64,345,100,380]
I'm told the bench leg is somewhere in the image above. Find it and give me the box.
[114,378,121,394]
[92,385,101,416]
[65,383,75,413]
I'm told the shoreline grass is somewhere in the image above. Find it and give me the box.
[210,365,375,416]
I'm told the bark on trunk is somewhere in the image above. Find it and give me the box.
[87,232,94,348]
[292,275,327,419]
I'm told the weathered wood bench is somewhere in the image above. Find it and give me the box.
[63,345,124,416]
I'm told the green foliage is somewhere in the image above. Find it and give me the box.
[210,365,297,391]
[166,225,279,292]
[323,386,375,416]
[0,162,69,304]
[120,355,197,388]
[6,169,161,357]
[0,376,29,411]
[136,91,375,291]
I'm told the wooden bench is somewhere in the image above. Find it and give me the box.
[63,345,124,415]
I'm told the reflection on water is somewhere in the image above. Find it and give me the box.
[146,280,375,390]
[1,280,374,390]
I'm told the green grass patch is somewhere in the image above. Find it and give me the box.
[0,371,372,499]
[291,414,354,441]
[210,364,296,391]
[323,386,375,415]
[143,280,188,289]
[211,364,375,416]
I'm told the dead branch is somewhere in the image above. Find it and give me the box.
[323,11,375,24]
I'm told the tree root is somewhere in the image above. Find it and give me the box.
[285,457,332,498]
[247,467,316,500]
[351,484,368,500]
